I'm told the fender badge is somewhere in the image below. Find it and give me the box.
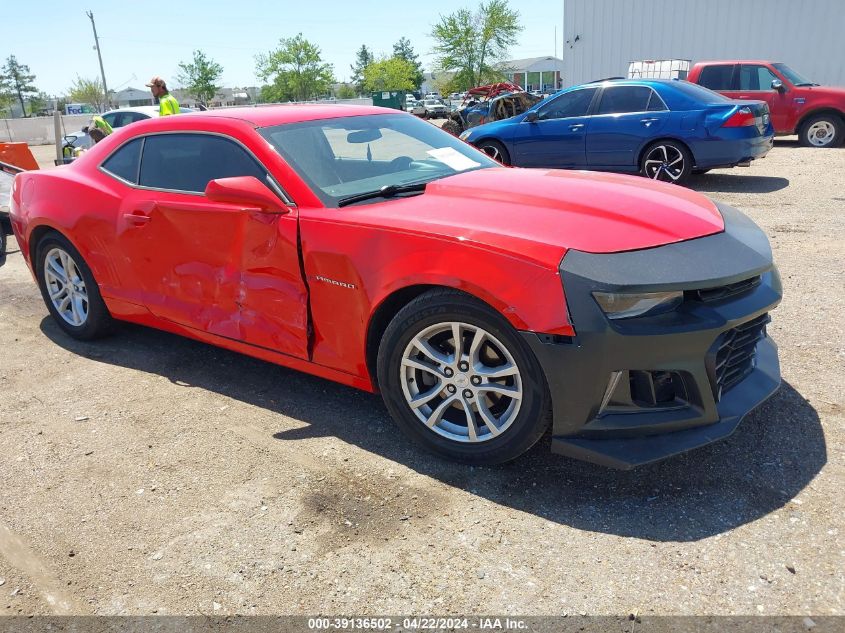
[314,275,357,289]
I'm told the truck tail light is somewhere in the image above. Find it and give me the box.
[723,107,756,127]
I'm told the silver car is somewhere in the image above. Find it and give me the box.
[412,99,449,119]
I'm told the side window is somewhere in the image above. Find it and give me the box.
[538,88,596,120]
[698,65,736,91]
[739,65,780,91]
[596,86,656,114]
[647,90,668,111]
[101,137,143,184]
[138,133,267,193]
[128,112,149,124]
[102,113,119,128]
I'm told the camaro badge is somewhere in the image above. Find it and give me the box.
[314,275,357,289]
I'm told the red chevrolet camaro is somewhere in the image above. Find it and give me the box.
[8,105,782,468]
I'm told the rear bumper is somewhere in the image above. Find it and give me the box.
[524,203,782,469]
[695,134,774,169]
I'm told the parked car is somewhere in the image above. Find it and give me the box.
[441,82,542,137]
[8,105,782,468]
[62,106,193,155]
[459,79,774,183]
[404,99,419,113]
[688,60,845,147]
[412,99,449,119]
[424,91,442,100]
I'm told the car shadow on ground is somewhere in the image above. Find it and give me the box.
[41,318,826,542]
[688,174,790,194]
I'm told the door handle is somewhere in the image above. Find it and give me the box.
[640,117,660,126]
[123,213,151,225]
[569,123,585,131]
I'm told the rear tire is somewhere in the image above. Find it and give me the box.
[640,140,692,184]
[799,113,844,148]
[476,139,511,165]
[35,232,113,340]
[377,289,551,465]
[441,119,462,136]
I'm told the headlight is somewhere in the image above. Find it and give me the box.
[592,290,683,320]
[459,130,471,141]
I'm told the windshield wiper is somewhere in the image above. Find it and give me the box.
[795,82,819,87]
[337,181,429,207]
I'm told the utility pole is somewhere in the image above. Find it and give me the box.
[86,11,110,111]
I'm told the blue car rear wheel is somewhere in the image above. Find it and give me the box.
[640,141,692,184]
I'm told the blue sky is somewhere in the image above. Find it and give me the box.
[3,0,565,96]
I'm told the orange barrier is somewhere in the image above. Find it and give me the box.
[0,142,39,171]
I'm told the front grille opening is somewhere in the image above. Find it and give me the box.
[711,313,770,399]
[598,370,692,415]
[688,276,761,303]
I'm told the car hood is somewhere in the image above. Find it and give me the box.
[801,85,845,98]
[347,168,725,266]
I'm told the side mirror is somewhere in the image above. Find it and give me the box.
[771,79,786,93]
[525,110,539,122]
[205,176,288,214]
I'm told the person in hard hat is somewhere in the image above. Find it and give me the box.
[146,76,180,116]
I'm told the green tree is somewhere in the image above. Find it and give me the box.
[29,91,50,115]
[257,34,334,102]
[392,37,424,90]
[349,44,374,94]
[176,49,224,106]
[68,76,107,112]
[430,0,521,90]
[0,55,38,117]
[363,57,417,93]
[335,83,357,99]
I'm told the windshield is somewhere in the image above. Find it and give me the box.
[259,113,498,207]
[772,63,816,86]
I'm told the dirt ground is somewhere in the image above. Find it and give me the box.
[0,140,842,617]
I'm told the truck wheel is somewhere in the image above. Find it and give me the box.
[799,114,844,148]
[377,289,551,465]
[476,140,511,165]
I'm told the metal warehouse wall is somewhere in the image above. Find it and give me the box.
[563,0,845,87]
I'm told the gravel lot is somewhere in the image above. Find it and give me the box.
[0,140,842,618]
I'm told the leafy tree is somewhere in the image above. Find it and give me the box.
[176,50,224,106]
[431,0,521,90]
[349,44,374,94]
[335,83,357,99]
[392,37,424,90]
[363,57,417,93]
[0,55,38,117]
[68,76,107,112]
[29,91,50,115]
[257,34,334,102]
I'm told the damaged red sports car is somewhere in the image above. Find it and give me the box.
[8,106,781,468]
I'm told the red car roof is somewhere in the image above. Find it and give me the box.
[184,104,393,127]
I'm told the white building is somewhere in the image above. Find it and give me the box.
[563,0,845,88]
[500,56,564,92]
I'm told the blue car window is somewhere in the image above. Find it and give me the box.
[538,88,596,121]
[596,86,658,115]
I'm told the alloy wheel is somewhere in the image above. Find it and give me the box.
[807,120,836,147]
[43,247,89,326]
[480,144,503,162]
[643,144,685,182]
[400,321,523,443]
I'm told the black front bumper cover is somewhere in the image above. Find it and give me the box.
[523,203,782,469]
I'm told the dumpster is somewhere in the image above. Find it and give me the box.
[371,91,406,111]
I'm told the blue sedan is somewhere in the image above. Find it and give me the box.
[459,79,774,183]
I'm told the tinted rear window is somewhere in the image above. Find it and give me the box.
[101,137,143,183]
[597,86,664,114]
[697,65,735,91]
[671,81,734,104]
[139,133,267,193]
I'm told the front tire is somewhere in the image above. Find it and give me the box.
[35,232,113,340]
[377,289,551,464]
[799,114,844,147]
[640,140,692,184]
[441,119,462,136]
[476,139,511,165]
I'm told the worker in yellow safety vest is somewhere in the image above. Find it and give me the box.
[83,115,113,144]
[146,76,180,116]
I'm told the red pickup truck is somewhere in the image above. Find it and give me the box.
[688,61,845,148]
